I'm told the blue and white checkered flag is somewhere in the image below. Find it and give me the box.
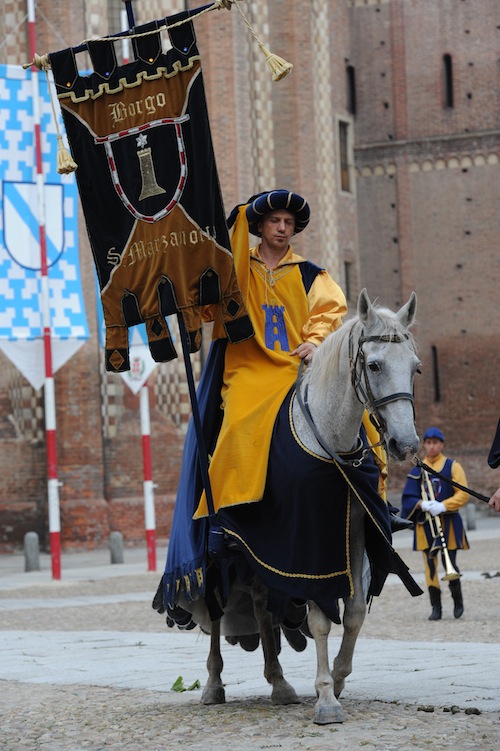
[0,64,88,389]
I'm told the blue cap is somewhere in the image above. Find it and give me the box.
[423,427,445,442]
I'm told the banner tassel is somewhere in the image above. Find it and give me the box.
[56,134,78,175]
[231,1,293,81]
[257,42,293,82]
[23,52,78,174]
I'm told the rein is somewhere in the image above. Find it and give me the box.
[295,327,415,467]
[412,456,490,503]
[295,360,365,466]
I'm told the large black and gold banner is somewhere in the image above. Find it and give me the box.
[49,13,253,372]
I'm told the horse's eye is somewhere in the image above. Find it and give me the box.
[368,362,381,373]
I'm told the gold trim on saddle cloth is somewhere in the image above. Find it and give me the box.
[221,487,353,591]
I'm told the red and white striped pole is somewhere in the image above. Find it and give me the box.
[27,0,61,580]
[140,385,156,571]
[120,6,131,65]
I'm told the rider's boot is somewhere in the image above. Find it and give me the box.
[390,513,414,532]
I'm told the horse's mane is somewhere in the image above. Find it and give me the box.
[309,305,417,395]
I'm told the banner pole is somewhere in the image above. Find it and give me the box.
[121,1,157,572]
[140,385,157,571]
[27,0,61,580]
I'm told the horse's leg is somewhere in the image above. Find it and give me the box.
[251,578,300,705]
[307,601,344,724]
[201,618,226,705]
[332,520,367,699]
[333,588,366,698]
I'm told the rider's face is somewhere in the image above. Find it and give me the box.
[258,210,295,252]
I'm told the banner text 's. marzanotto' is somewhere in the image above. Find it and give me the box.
[107,228,216,267]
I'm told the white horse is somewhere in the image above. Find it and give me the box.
[160,289,421,724]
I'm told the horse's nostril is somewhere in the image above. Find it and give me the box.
[388,438,411,461]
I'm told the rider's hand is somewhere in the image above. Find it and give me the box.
[291,342,317,363]
[420,500,432,512]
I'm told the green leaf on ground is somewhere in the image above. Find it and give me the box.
[171,676,201,692]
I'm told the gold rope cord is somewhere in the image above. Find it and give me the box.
[23,1,292,82]
[22,1,293,174]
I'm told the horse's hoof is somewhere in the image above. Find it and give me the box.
[201,686,226,705]
[313,705,344,725]
[271,684,300,705]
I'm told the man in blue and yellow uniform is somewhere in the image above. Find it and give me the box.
[401,427,469,620]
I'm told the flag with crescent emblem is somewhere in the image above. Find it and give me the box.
[49,12,253,372]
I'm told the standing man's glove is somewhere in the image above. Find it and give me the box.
[426,500,447,516]
[420,500,432,512]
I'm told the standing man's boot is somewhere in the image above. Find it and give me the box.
[428,586,442,620]
[449,579,464,618]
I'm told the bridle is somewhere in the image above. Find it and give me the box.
[295,326,416,467]
[349,328,415,439]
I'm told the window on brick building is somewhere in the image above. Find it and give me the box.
[338,120,352,193]
[346,65,357,115]
[443,54,454,108]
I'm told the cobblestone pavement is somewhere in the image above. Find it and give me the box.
[0,515,499,750]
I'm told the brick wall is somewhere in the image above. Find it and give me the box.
[351,0,500,500]
[1,1,499,551]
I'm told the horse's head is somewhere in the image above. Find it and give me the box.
[355,289,421,461]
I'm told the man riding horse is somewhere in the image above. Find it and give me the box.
[156,189,411,617]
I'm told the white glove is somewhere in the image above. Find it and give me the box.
[420,500,432,511]
[427,500,447,516]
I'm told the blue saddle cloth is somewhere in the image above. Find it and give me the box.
[156,344,421,625]
[218,389,419,622]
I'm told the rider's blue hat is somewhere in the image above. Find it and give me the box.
[244,190,310,237]
[423,427,445,442]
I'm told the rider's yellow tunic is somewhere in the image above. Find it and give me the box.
[194,206,347,517]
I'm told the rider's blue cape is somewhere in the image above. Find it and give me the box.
[160,340,225,608]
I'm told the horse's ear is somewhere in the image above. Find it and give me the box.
[396,291,417,328]
[357,288,376,326]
